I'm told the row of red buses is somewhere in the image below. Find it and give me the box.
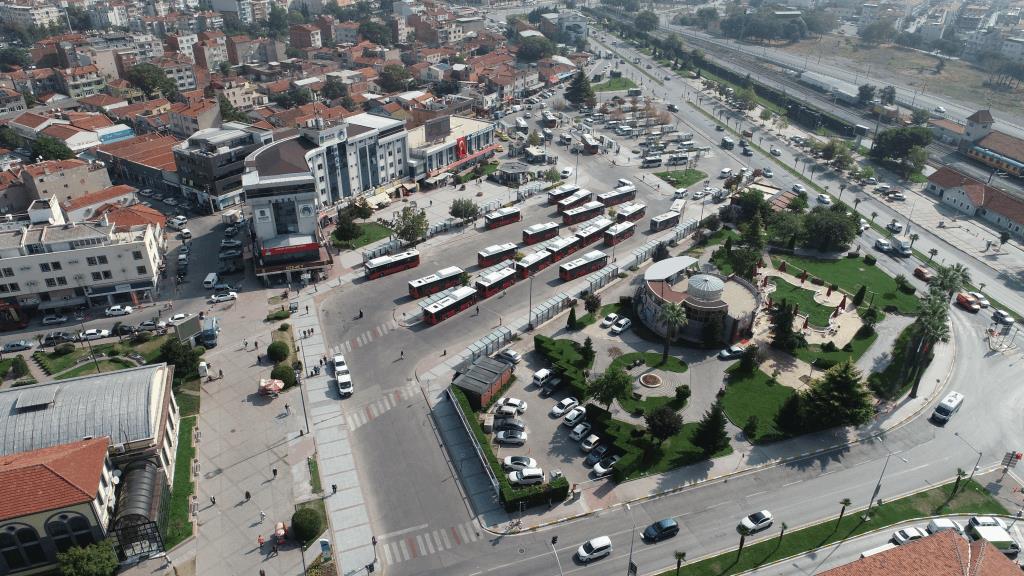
[559,250,609,281]
[597,184,637,207]
[563,201,604,225]
[650,211,681,232]
[522,221,559,245]
[365,250,420,279]
[475,265,517,298]
[483,206,522,230]
[604,222,636,246]
[574,217,613,247]
[477,242,517,267]
[515,249,552,279]
[616,202,646,223]
[544,235,580,262]
[423,286,478,325]
[547,183,580,206]
[408,265,463,298]
[556,189,593,213]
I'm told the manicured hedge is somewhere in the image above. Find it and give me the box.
[533,335,592,400]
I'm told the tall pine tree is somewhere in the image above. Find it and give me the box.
[692,400,729,455]
[769,299,800,352]
[565,70,596,109]
[802,361,874,430]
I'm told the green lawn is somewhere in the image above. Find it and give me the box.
[308,456,322,494]
[333,222,393,250]
[136,334,170,363]
[720,368,796,444]
[602,418,732,480]
[654,169,708,189]
[793,327,878,368]
[867,324,930,400]
[593,76,638,92]
[773,254,921,315]
[578,302,622,328]
[174,378,201,417]
[608,352,689,414]
[0,358,15,380]
[162,416,196,549]
[652,479,1004,576]
[56,358,133,380]
[770,278,836,328]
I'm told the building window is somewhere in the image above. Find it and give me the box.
[45,513,95,553]
[8,283,18,292]
[45,278,56,287]
[98,255,108,265]
[133,250,143,260]
[137,266,147,275]
[87,257,97,266]
[57,276,67,285]
[51,261,61,270]
[0,524,46,569]
[102,271,112,280]
[91,272,102,281]
[39,263,50,272]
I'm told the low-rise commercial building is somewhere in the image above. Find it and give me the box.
[407,115,497,185]
[95,133,181,196]
[174,122,272,211]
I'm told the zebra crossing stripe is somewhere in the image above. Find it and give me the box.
[382,542,395,565]
[456,523,470,544]
[465,522,479,541]
[439,528,451,550]
[420,532,434,554]
[398,539,410,561]
[433,530,446,551]
[449,525,462,545]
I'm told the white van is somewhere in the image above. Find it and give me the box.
[926,518,964,535]
[532,368,553,387]
[180,228,192,240]
[931,391,964,423]
[719,168,733,178]
[203,273,219,289]
[859,543,897,558]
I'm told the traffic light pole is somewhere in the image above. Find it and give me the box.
[550,536,564,576]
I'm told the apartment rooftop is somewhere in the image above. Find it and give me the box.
[408,115,494,151]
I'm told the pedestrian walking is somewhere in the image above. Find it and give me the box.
[243,338,248,349]
[285,403,290,415]
[306,305,309,314]
[245,491,251,501]
[256,353,260,364]
[272,468,278,478]
[255,341,259,350]
[332,483,337,494]
[258,535,264,547]
[210,496,216,505]
[400,350,404,359]
[219,369,223,379]
[259,510,266,523]
[260,570,266,576]
[272,544,278,556]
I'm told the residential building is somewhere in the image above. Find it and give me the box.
[213,80,268,111]
[166,32,199,61]
[335,20,362,44]
[168,100,222,138]
[197,11,225,32]
[918,8,947,41]
[20,159,113,207]
[210,0,253,25]
[77,94,130,114]
[54,65,105,100]
[227,34,258,64]
[0,438,116,576]
[407,115,496,185]
[153,54,198,93]
[0,196,164,310]
[290,24,323,50]
[60,184,138,222]
[193,31,230,72]
[0,1,62,28]
[88,201,167,232]
[96,133,181,195]
[409,13,465,46]
[960,109,1024,177]
[557,11,589,42]
[0,88,26,114]
[819,530,1020,575]
[173,122,272,211]
[0,364,180,565]
[927,165,1024,238]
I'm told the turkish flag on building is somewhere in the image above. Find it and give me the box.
[456,137,468,159]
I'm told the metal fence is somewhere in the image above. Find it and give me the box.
[581,264,621,295]
[528,292,572,330]
[445,387,500,497]
[362,239,405,262]
[457,327,515,373]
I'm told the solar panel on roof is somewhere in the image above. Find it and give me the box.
[15,386,58,410]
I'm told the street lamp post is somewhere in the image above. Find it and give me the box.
[527,274,535,330]
[954,432,984,482]
[550,536,564,576]
[863,449,908,520]
[625,503,637,576]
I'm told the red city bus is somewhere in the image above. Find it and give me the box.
[597,184,637,207]
[423,286,478,325]
[543,235,580,262]
[649,211,681,232]
[604,221,636,246]
[483,206,522,230]
[365,250,420,279]
[616,202,646,223]
[547,183,580,206]
[515,249,553,279]
[581,133,600,154]
[408,266,464,299]
[556,189,593,213]
[563,201,604,225]
[574,217,613,247]
[559,250,608,281]
[475,266,517,298]
[477,243,518,267]
[523,221,560,245]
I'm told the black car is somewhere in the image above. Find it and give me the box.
[584,444,609,467]
[667,103,679,112]
[642,518,680,542]
[43,331,75,347]
[113,323,136,336]
[493,418,527,433]
[742,147,754,156]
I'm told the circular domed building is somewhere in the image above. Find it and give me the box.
[636,256,760,343]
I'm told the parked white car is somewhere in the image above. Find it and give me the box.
[497,397,528,414]
[600,313,619,328]
[563,406,587,427]
[550,397,579,417]
[209,291,238,303]
[105,304,133,316]
[79,329,110,341]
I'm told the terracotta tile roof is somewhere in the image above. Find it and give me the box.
[819,530,1020,576]
[109,98,171,119]
[21,159,87,178]
[97,133,180,172]
[0,170,20,190]
[928,164,1024,225]
[78,94,126,108]
[62,184,136,211]
[927,118,965,134]
[11,112,52,129]
[967,109,994,123]
[68,112,114,131]
[172,100,217,118]
[0,437,108,521]
[975,131,1024,164]
[41,124,90,141]
[91,202,167,230]
[928,165,975,188]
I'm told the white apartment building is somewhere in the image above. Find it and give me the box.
[0,1,62,28]
[341,113,409,199]
[0,197,164,311]
[210,0,253,25]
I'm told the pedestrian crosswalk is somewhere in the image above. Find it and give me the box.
[345,382,420,430]
[378,520,481,566]
[329,319,399,354]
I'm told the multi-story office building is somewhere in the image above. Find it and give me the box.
[407,115,497,185]
[0,1,62,28]
[0,196,164,311]
[341,113,409,199]
[210,0,253,25]
[174,122,272,211]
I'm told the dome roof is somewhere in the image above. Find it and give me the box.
[688,274,725,301]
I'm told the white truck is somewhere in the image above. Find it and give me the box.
[967,524,1021,556]
[891,235,913,257]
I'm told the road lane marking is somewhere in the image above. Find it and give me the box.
[382,543,394,565]
[456,523,469,543]
[783,480,803,487]
[747,490,767,497]
[377,524,428,539]
[398,539,410,561]
[439,528,451,549]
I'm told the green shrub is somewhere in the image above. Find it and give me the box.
[271,363,297,388]
[291,507,323,543]
[279,323,290,331]
[821,341,838,352]
[675,384,691,404]
[11,355,28,379]
[863,254,876,265]
[266,309,291,321]
[266,341,289,363]
[742,415,759,438]
[131,331,152,344]
[55,343,75,355]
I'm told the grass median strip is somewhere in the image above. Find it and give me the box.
[593,77,637,92]
[655,479,1005,576]
[162,416,197,549]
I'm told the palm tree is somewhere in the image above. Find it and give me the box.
[657,302,688,365]
[836,498,852,527]
[854,198,862,210]
[737,525,752,558]
[909,233,919,248]
[933,263,971,300]
[870,210,878,222]
[927,248,938,263]
[953,467,967,494]
[777,522,787,545]
[674,550,687,575]
[908,294,950,398]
